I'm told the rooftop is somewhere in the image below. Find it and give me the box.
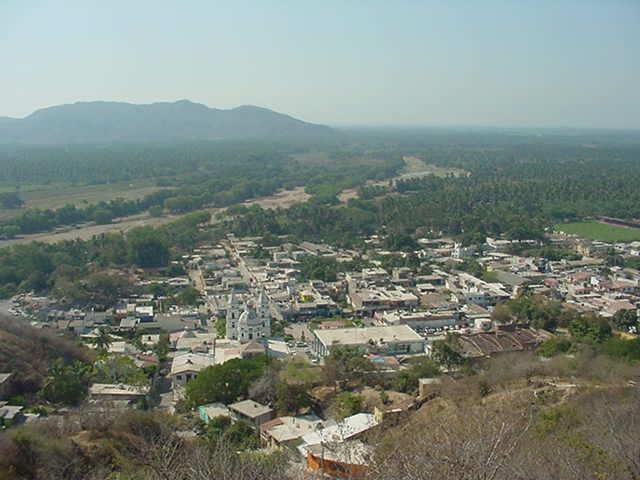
[229,399,273,419]
[170,352,215,376]
[89,383,149,397]
[314,325,423,348]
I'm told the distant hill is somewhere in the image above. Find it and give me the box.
[0,100,336,143]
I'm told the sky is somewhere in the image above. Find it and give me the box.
[1,1,639,128]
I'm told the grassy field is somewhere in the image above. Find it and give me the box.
[0,179,162,219]
[555,221,640,242]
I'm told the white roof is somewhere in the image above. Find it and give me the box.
[170,353,215,376]
[263,415,323,443]
[314,325,423,348]
[300,413,378,446]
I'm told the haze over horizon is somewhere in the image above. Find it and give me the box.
[2,1,639,129]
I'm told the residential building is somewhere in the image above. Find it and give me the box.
[88,383,149,403]
[170,352,215,388]
[260,414,323,448]
[228,399,275,428]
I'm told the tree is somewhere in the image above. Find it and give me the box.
[0,191,24,209]
[92,208,114,225]
[185,356,267,407]
[175,286,201,306]
[93,326,114,352]
[274,381,312,415]
[93,355,148,385]
[324,347,375,387]
[569,314,612,344]
[393,357,440,393]
[39,360,92,406]
[214,317,226,338]
[127,227,170,268]
[611,309,638,332]
[329,392,364,419]
[431,335,465,369]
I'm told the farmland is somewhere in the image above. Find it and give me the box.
[555,221,640,242]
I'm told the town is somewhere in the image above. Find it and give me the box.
[2,222,639,477]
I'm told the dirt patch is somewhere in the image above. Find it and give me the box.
[242,186,310,209]
[337,188,359,203]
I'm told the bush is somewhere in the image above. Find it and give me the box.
[329,392,364,419]
[569,314,612,344]
[538,337,573,358]
[601,337,640,362]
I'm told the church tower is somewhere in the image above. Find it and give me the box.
[256,289,272,338]
[225,292,241,340]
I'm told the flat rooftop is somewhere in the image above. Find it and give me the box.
[314,325,423,347]
[229,399,273,418]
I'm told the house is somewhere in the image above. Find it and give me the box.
[170,353,215,388]
[198,403,231,424]
[311,325,425,358]
[260,414,323,448]
[299,413,379,448]
[228,399,275,428]
[88,383,149,404]
[298,412,379,476]
[305,441,372,479]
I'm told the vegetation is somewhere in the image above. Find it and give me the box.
[0,211,209,300]
[185,356,268,407]
[556,221,640,242]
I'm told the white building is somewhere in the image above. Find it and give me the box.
[311,325,425,357]
[226,290,271,343]
[170,352,215,388]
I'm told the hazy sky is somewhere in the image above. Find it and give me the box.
[1,1,639,128]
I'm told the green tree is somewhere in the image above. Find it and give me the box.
[611,309,638,332]
[393,357,440,393]
[569,314,612,344]
[93,326,114,352]
[127,227,170,268]
[93,355,148,385]
[431,335,465,369]
[39,360,92,406]
[186,356,267,407]
[329,392,364,419]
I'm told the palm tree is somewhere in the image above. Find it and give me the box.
[93,326,113,352]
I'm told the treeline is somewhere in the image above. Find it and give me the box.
[222,132,640,246]
[0,142,404,237]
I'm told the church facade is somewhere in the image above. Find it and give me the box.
[225,290,271,343]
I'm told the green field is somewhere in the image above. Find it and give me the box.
[0,179,162,220]
[555,221,640,242]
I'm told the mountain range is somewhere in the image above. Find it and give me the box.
[0,100,336,143]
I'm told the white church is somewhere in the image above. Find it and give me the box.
[225,290,272,343]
